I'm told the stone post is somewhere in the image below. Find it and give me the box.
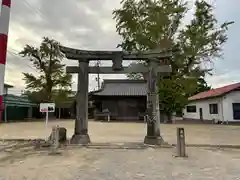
[71,60,90,144]
[176,127,186,157]
[154,61,161,136]
[144,61,164,145]
[49,126,60,155]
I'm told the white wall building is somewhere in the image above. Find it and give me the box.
[183,82,240,123]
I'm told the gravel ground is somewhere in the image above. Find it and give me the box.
[0,121,240,179]
[0,146,240,180]
[0,120,240,145]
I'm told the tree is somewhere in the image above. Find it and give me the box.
[113,0,233,115]
[19,37,72,105]
[126,62,145,80]
[192,77,211,95]
[52,89,73,118]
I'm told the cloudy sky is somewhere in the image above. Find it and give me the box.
[1,0,239,94]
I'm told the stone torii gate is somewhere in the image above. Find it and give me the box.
[60,46,172,145]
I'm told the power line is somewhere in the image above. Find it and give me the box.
[22,0,49,22]
[7,49,38,73]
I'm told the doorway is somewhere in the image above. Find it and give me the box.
[199,108,203,121]
[117,99,139,120]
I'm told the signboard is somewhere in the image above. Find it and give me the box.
[40,103,55,140]
[40,103,55,113]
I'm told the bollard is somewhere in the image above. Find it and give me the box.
[54,125,60,149]
[49,125,60,155]
[176,127,186,157]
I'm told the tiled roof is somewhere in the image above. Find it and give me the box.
[91,79,147,96]
[3,94,37,107]
[189,82,240,101]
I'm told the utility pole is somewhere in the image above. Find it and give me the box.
[0,0,11,122]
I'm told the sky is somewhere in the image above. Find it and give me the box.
[1,0,239,95]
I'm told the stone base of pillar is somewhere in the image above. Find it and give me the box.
[144,135,165,145]
[70,134,91,145]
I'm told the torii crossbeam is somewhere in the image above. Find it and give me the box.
[61,46,172,145]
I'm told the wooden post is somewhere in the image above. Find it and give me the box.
[176,127,186,157]
[71,61,90,144]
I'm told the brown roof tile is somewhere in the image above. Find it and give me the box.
[91,79,147,96]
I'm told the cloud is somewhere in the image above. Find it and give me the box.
[4,0,123,93]
[206,72,239,88]
[2,0,239,94]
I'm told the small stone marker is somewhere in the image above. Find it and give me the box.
[176,127,187,157]
[49,125,61,155]
[48,127,67,142]
[33,139,41,149]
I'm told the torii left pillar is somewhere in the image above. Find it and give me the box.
[0,0,11,122]
[71,61,90,144]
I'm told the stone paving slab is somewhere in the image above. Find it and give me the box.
[0,120,240,145]
[0,147,240,180]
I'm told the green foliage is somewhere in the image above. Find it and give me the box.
[192,77,211,96]
[113,0,233,114]
[52,89,74,106]
[22,90,44,103]
[20,37,72,104]
[126,62,146,80]
[158,77,190,115]
[127,73,143,80]
[159,76,211,114]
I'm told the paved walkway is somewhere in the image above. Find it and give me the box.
[0,147,240,179]
[0,120,240,145]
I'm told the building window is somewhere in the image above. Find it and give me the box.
[186,105,196,113]
[232,103,240,120]
[209,104,218,114]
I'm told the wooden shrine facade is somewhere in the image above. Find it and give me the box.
[90,79,147,121]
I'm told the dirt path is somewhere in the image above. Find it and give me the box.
[0,146,240,180]
[0,120,240,145]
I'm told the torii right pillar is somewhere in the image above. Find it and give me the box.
[144,61,164,145]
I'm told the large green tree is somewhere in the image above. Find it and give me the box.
[113,0,233,115]
[20,37,72,104]
[192,77,211,95]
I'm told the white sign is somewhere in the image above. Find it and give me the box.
[40,103,55,113]
[40,103,55,141]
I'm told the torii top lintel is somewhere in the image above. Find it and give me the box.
[60,46,172,62]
